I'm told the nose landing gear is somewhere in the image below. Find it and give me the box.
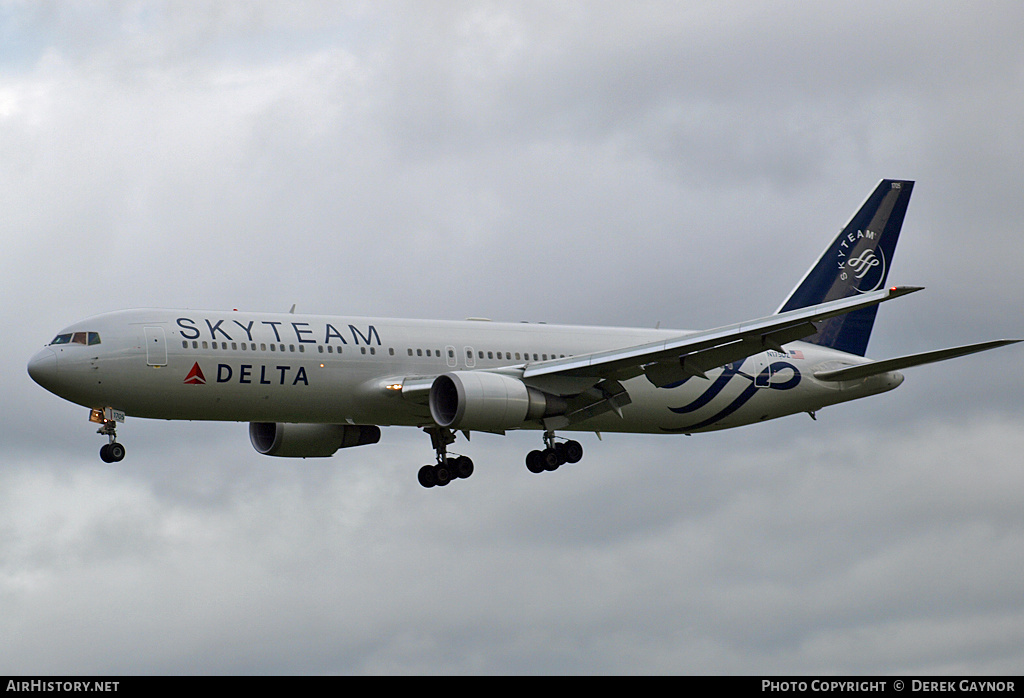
[91,408,126,463]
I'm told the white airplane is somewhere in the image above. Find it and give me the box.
[28,180,1019,488]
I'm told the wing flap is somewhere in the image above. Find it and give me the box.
[643,321,817,387]
[813,339,1021,381]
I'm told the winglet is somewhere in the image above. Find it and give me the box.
[888,285,924,297]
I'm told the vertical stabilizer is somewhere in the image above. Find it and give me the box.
[776,179,914,356]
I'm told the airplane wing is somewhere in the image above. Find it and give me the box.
[522,285,922,389]
[393,285,924,428]
[813,339,1022,382]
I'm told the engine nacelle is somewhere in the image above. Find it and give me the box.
[429,371,564,432]
[249,422,381,458]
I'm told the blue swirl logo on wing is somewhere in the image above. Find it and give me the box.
[660,358,800,432]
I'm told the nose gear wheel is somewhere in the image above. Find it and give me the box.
[96,419,125,463]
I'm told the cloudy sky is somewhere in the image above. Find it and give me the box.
[3,0,1024,675]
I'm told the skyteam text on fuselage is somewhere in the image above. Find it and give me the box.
[28,180,1020,488]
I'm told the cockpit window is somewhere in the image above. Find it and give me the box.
[50,332,101,346]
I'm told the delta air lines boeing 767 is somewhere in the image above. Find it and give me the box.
[28,180,1019,488]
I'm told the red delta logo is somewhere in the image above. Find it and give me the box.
[184,362,206,385]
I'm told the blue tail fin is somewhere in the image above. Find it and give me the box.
[776,179,914,356]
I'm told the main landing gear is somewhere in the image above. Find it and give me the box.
[416,428,585,488]
[525,431,583,474]
[418,427,475,488]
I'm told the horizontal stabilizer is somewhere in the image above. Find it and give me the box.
[814,339,1021,382]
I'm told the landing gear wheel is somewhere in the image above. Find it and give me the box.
[564,440,583,464]
[418,464,438,488]
[542,447,562,471]
[526,450,546,474]
[553,443,568,464]
[452,455,474,479]
[434,463,452,487]
[99,443,125,463]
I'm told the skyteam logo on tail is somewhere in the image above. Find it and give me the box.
[837,230,886,293]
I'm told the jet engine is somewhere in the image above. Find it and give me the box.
[429,371,565,432]
[249,422,381,458]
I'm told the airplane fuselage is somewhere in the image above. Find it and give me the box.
[29,308,903,435]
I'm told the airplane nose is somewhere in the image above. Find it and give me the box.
[28,348,58,392]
